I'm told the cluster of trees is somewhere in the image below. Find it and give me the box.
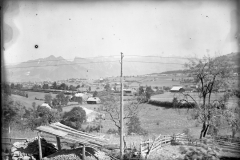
[138,86,154,101]
[148,98,195,109]
[1,83,28,97]
[99,91,147,136]
[2,90,87,132]
[2,83,12,96]
[10,83,23,90]
[1,84,88,132]
[44,92,70,111]
[12,90,28,98]
[178,55,240,139]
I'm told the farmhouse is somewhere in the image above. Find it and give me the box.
[74,93,89,101]
[87,97,101,104]
[170,86,185,93]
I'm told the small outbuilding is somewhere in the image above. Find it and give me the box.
[41,103,52,110]
[170,86,185,93]
[87,97,101,104]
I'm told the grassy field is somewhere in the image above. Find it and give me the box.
[9,90,237,137]
[4,76,239,149]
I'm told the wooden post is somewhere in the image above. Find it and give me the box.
[37,132,42,160]
[82,144,86,160]
[140,142,142,158]
[120,52,124,160]
[56,136,61,150]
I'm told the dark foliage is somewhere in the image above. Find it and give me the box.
[61,107,86,130]
[148,99,195,108]
[26,138,57,160]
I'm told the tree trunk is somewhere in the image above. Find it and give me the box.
[232,127,236,139]
[203,124,209,137]
[200,122,206,139]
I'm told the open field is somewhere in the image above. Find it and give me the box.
[9,91,238,137]
[10,91,75,109]
[151,92,239,108]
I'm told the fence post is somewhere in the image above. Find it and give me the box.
[37,132,42,160]
[140,142,142,157]
[56,136,61,150]
[82,144,86,160]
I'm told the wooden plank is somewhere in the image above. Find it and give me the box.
[63,135,100,148]
[51,122,105,140]
[2,137,28,141]
[35,126,68,137]
[50,124,106,144]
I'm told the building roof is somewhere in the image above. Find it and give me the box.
[75,93,85,97]
[87,97,101,102]
[170,86,184,91]
[41,103,51,109]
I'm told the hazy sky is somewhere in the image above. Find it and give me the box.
[3,0,239,65]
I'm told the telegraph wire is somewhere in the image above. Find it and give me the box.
[124,60,185,65]
[124,55,200,60]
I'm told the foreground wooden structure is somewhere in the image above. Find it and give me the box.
[35,122,109,160]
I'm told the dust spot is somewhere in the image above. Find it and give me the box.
[35,45,38,48]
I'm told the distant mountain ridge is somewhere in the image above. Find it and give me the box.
[160,52,240,75]
[4,52,239,82]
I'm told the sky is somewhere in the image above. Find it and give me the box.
[2,0,239,65]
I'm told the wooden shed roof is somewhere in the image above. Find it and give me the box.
[35,122,109,148]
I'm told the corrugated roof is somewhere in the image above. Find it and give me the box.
[35,122,109,148]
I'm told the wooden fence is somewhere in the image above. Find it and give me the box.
[140,133,240,159]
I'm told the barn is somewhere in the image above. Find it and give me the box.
[170,86,185,93]
[87,97,101,104]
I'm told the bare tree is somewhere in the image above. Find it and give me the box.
[99,92,144,132]
[178,55,233,139]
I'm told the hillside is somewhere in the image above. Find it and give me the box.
[3,52,239,82]
[160,52,240,75]
[3,55,187,82]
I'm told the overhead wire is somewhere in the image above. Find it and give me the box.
[124,55,200,60]
[124,60,185,65]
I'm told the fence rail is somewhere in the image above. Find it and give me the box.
[140,133,240,159]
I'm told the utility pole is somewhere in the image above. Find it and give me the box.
[120,52,124,160]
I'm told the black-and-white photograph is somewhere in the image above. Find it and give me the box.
[2,0,240,159]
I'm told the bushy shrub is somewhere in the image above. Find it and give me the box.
[127,115,148,136]
[106,128,119,135]
[148,99,195,109]
[61,107,86,130]
[85,125,102,133]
